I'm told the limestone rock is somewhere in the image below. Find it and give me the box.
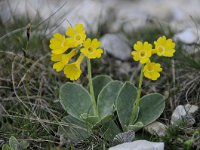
[100,34,131,60]
[109,140,164,150]
[173,28,199,44]
[171,104,198,125]
[144,121,167,137]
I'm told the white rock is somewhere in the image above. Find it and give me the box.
[59,0,110,34]
[185,104,198,114]
[109,140,164,150]
[171,104,198,125]
[3,0,200,34]
[144,121,167,137]
[173,28,199,44]
[100,34,131,60]
[0,0,110,34]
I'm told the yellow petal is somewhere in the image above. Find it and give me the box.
[140,57,149,64]
[51,54,62,62]
[62,50,77,64]
[91,38,101,48]
[49,42,61,50]
[90,49,103,59]
[76,24,84,33]
[53,33,65,41]
[83,38,91,48]
[52,48,68,54]
[151,72,160,80]
[66,26,75,37]
[64,63,82,80]
[76,54,85,65]
[53,62,65,72]
[157,36,166,45]
[134,41,143,51]
[133,53,140,61]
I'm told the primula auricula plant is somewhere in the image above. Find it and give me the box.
[50,24,105,118]
[49,24,176,142]
[120,36,176,130]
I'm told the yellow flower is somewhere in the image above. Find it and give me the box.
[131,41,152,64]
[51,50,76,72]
[49,33,72,54]
[80,38,103,59]
[154,36,175,57]
[64,54,85,80]
[65,24,86,47]
[143,62,163,80]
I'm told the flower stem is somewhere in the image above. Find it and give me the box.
[87,58,98,116]
[129,65,144,125]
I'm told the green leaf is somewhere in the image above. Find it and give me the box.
[97,81,123,119]
[136,93,165,126]
[9,136,19,150]
[81,114,99,125]
[2,144,11,150]
[116,82,137,131]
[59,83,93,120]
[58,115,92,142]
[93,115,113,128]
[100,120,121,141]
[128,122,144,131]
[19,141,29,149]
[92,75,112,100]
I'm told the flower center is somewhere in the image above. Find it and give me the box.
[147,65,154,72]
[72,65,79,72]
[75,34,81,41]
[158,46,165,54]
[140,50,146,57]
[88,47,94,53]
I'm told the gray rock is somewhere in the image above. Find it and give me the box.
[112,130,135,145]
[171,104,198,125]
[100,34,131,60]
[3,0,200,35]
[109,140,164,150]
[0,0,110,34]
[144,121,167,137]
[185,104,198,114]
[58,0,110,34]
[173,28,199,44]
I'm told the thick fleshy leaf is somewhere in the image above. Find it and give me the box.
[128,122,144,131]
[97,81,123,119]
[100,120,121,141]
[58,115,92,142]
[92,75,112,100]
[59,83,93,120]
[9,136,19,150]
[136,93,165,126]
[93,115,113,128]
[81,114,99,126]
[116,82,137,131]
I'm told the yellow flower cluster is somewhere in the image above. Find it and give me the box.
[49,24,103,81]
[131,36,175,80]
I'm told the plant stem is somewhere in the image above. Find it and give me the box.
[87,58,98,116]
[129,65,144,125]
